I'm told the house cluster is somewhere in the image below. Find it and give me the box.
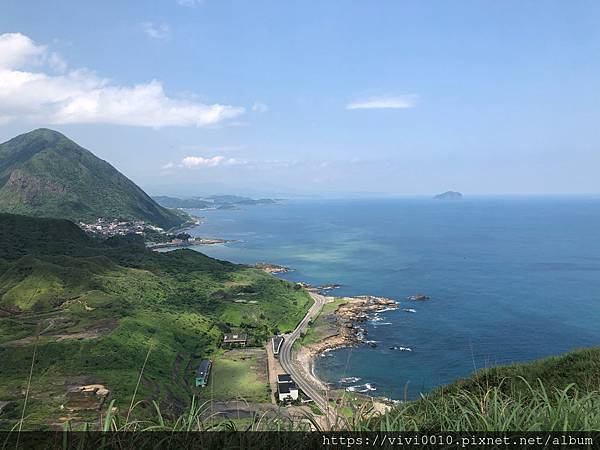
[79,218,163,237]
[277,374,299,402]
[222,333,248,347]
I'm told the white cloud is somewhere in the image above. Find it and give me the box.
[0,33,65,72]
[346,95,418,110]
[47,52,67,72]
[0,33,45,69]
[0,32,244,127]
[141,22,169,40]
[178,144,245,153]
[252,101,268,113]
[177,0,204,6]
[181,155,242,168]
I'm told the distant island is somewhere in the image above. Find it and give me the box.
[153,194,277,210]
[434,191,463,200]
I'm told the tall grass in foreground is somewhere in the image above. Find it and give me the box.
[358,378,600,432]
[78,396,312,432]
[54,378,600,432]
[9,338,600,433]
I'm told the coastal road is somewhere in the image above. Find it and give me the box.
[279,291,339,427]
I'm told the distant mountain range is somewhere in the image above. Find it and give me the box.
[434,191,463,200]
[0,129,186,229]
[153,194,276,210]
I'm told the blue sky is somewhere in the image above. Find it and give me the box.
[1,0,599,197]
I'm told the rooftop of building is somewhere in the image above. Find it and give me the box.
[277,373,293,383]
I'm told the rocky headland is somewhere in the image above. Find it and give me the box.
[303,295,398,357]
[253,262,292,274]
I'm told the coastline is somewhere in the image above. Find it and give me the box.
[182,211,401,405]
[182,212,400,405]
[147,237,234,249]
[296,292,399,400]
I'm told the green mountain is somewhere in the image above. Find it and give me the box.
[0,213,312,429]
[152,196,213,209]
[152,195,276,210]
[0,129,185,229]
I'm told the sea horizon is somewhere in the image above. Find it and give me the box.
[155,192,600,202]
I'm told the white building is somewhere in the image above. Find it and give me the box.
[277,373,299,402]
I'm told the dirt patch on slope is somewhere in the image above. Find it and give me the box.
[0,317,118,347]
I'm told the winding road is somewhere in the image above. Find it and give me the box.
[279,291,339,426]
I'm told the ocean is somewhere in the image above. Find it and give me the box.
[183,197,600,400]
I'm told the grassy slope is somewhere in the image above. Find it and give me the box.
[44,346,600,432]
[368,348,600,431]
[0,129,184,229]
[430,347,600,398]
[0,214,312,429]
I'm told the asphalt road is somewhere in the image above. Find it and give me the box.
[279,291,339,426]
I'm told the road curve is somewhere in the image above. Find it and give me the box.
[279,291,338,427]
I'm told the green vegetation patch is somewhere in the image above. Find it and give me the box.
[203,349,270,403]
[300,297,347,346]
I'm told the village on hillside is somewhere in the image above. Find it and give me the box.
[78,218,230,247]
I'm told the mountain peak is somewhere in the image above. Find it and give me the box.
[1,129,71,157]
[15,128,68,143]
[27,128,66,137]
[0,129,84,169]
[0,130,186,229]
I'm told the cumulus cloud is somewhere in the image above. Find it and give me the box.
[251,101,268,113]
[0,32,244,127]
[346,94,418,110]
[0,32,66,72]
[180,155,242,168]
[141,22,169,40]
[0,33,45,68]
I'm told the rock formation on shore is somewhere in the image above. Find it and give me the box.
[327,296,398,348]
[253,262,291,274]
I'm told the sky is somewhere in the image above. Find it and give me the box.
[1,0,600,197]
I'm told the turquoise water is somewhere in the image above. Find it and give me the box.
[185,197,600,400]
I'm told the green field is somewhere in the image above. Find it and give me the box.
[299,297,348,346]
[203,349,270,403]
